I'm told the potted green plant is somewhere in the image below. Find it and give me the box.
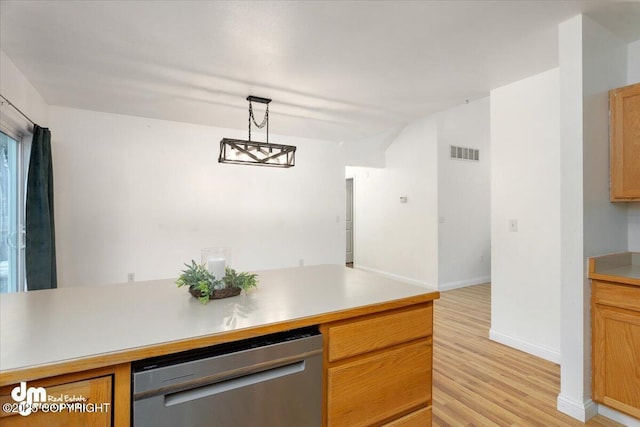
[176,261,258,304]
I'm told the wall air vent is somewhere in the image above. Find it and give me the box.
[450,145,479,161]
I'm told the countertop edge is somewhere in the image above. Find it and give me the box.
[0,292,439,386]
[588,272,640,287]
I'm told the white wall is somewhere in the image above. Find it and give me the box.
[582,18,628,257]
[629,39,640,83]
[50,106,345,286]
[437,98,491,290]
[347,97,490,290]
[630,205,640,251]
[0,49,48,137]
[627,39,640,252]
[490,68,561,363]
[347,115,439,287]
[341,126,405,168]
[558,16,589,420]
[557,15,629,422]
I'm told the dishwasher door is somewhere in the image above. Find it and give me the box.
[132,327,323,427]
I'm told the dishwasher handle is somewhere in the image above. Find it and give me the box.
[165,360,305,407]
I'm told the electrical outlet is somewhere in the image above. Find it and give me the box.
[127,273,135,282]
[299,259,304,267]
[509,219,518,232]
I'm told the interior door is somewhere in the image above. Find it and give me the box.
[346,178,353,264]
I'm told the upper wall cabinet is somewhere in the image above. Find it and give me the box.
[610,82,640,202]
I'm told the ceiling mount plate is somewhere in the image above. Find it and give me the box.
[246,96,271,104]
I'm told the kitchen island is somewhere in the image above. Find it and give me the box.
[0,264,439,426]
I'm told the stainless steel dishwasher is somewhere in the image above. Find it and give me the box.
[132,326,323,427]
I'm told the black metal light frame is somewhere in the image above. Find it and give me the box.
[219,96,296,168]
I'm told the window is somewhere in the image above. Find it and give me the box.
[1,131,27,293]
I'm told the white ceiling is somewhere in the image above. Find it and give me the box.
[1,1,639,144]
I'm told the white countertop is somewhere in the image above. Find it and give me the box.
[0,265,437,377]
[589,252,640,287]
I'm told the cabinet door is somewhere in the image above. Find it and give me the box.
[610,82,640,201]
[381,406,432,427]
[593,304,640,418]
[0,363,130,427]
[327,339,432,427]
[0,376,112,427]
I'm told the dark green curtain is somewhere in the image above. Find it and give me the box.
[26,125,57,290]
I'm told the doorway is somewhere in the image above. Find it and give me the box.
[346,178,353,266]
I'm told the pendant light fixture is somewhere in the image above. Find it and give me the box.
[219,96,296,168]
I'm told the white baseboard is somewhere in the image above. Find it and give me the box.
[354,265,436,290]
[354,265,489,292]
[557,394,598,422]
[598,404,640,426]
[438,275,491,291]
[489,329,561,364]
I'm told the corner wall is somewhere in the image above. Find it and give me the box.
[490,68,562,363]
[629,39,640,82]
[0,49,48,136]
[627,39,640,251]
[347,115,439,287]
[348,97,490,290]
[437,98,491,290]
[557,14,629,422]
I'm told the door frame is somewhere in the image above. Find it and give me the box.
[346,177,354,264]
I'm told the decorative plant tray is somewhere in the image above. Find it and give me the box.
[189,285,241,300]
[177,261,257,304]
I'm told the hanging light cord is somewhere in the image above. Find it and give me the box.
[248,101,269,142]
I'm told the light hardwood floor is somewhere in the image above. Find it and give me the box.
[432,284,623,427]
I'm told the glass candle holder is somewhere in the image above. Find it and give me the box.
[201,247,231,281]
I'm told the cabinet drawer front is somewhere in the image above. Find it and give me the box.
[382,406,432,426]
[326,304,432,362]
[0,376,112,427]
[593,281,640,312]
[327,339,432,427]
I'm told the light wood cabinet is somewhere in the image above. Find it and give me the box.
[0,364,130,427]
[381,406,432,426]
[321,303,434,426]
[592,280,640,419]
[610,82,640,201]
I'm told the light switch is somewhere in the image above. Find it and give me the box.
[509,219,518,232]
